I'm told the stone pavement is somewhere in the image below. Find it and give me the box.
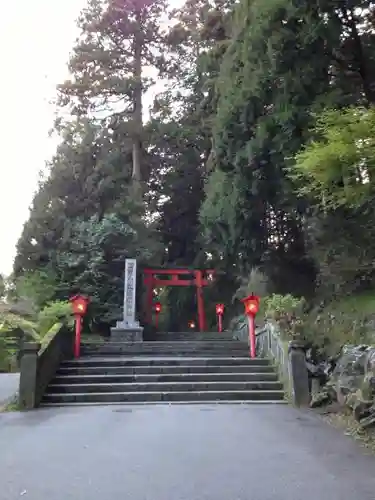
[1,404,375,500]
[0,373,19,407]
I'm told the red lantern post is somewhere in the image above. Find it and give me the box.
[69,295,89,358]
[241,294,260,358]
[215,303,225,333]
[154,301,162,329]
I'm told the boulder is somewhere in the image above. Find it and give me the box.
[311,345,375,427]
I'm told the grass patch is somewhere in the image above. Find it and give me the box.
[0,395,19,412]
[327,290,375,316]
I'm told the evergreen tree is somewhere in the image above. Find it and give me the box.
[58,0,168,185]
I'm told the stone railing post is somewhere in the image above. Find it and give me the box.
[288,340,310,407]
[18,342,41,410]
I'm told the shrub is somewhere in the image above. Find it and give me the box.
[37,301,74,337]
[303,309,373,358]
[263,293,374,357]
[263,294,305,321]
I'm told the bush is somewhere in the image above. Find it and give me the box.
[263,293,374,357]
[0,310,39,340]
[0,330,20,373]
[263,294,305,321]
[0,334,11,372]
[261,294,305,340]
[37,301,74,337]
[303,309,374,358]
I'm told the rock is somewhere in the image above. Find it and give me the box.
[310,390,331,408]
[359,404,375,429]
[308,343,375,423]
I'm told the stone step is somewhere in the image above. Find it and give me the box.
[81,350,250,357]
[40,399,287,411]
[62,357,270,368]
[80,341,249,355]
[47,380,283,393]
[57,364,276,375]
[154,332,236,340]
[82,341,247,347]
[42,389,285,404]
[40,400,287,407]
[54,372,279,384]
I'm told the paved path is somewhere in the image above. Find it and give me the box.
[0,373,19,407]
[1,404,375,500]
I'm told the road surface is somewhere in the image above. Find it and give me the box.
[1,404,375,500]
[0,373,19,407]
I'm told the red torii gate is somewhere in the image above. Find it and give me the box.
[143,268,215,332]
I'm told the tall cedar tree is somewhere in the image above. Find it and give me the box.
[58,0,168,185]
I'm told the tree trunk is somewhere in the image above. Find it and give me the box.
[132,19,143,184]
[342,7,375,106]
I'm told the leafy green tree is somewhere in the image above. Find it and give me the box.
[11,270,58,310]
[290,106,375,298]
[202,0,329,295]
[54,213,160,322]
[291,106,375,210]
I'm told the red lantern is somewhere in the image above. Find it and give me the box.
[215,303,224,315]
[69,295,90,358]
[215,303,224,333]
[241,294,259,316]
[153,301,162,329]
[188,320,196,329]
[241,294,260,358]
[70,295,89,316]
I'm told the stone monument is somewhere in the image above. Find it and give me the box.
[110,258,144,342]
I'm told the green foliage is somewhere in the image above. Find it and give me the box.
[0,309,38,372]
[291,107,375,209]
[0,309,39,340]
[37,301,73,337]
[263,294,305,322]
[263,292,374,356]
[304,309,373,358]
[201,0,328,293]
[54,213,160,322]
[0,300,75,371]
[305,206,375,298]
[0,334,14,372]
[12,270,58,310]
[262,294,306,341]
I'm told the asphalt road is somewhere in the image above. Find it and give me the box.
[1,404,375,500]
[0,373,19,406]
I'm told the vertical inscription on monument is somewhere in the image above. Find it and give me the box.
[125,260,135,319]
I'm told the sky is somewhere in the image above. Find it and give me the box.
[0,0,88,276]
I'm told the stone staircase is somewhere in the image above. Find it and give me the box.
[40,332,285,406]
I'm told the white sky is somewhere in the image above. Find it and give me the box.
[0,0,87,276]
